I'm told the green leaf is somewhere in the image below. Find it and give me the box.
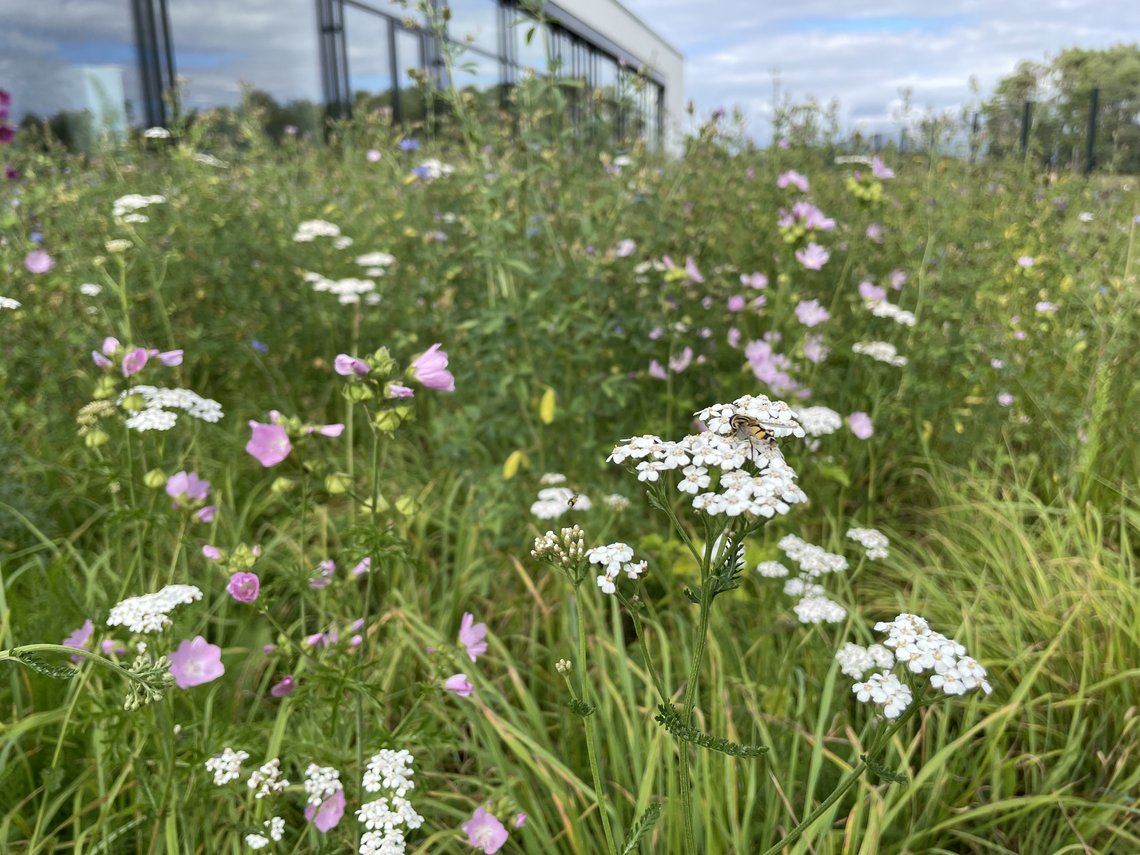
[817,463,852,487]
[862,753,908,785]
[620,802,664,855]
[567,697,595,718]
[654,704,766,758]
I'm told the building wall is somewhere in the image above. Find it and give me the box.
[0,0,683,151]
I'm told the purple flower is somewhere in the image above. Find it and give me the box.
[366,148,381,162]
[387,383,415,398]
[168,636,225,688]
[615,239,636,257]
[514,813,527,829]
[858,280,887,302]
[25,249,54,274]
[309,423,345,437]
[647,359,667,380]
[740,272,768,289]
[250,339,269,353]
[352,557,371,576]
[726,294,746,312]
[727,327,741,348]
[997,392,1014,407]
[1035,301,1058,313]
[888,270,907,289]
[62,619,94,662]
[871,157,895,179]
[445,673,473,698]
[227,572,260,603]
[459,612,488,663]
[5,165,18,180]
[802,335,829,364]
[991,358,1004,369]
[270,675,295,697]
[310,559,335,589]
[91,351,112,369]
[195,505,216,523]
[334,353,369,376]
[684,256,704,283]
[1017,256,1036,268]
[0,125,15,145]
[668,347,693,373]
[795,299,830,327]
[411,343,456,391]
[305,788,345,832]
[463,807,509,854]
[847,412,873,440]
[795,243,830,270]
[121,347,149,377]
[102,639,127,656]
[866,223,884,241]
[165,471,210,508]
[399,138,421,152]
[202,544,222,560]
[246,421,292,467]
[777,170,809,193]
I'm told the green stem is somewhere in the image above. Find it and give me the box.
[677,580,713,853]
[0,644,160,688]
[575,590,620,855]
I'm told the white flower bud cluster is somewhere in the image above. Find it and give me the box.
[608,395,808,519]
[866,299,916,326]
[204,747,249,786]
[835,642,895,678]
[292,219,342,241]
[247,758,289,799]
[108,584,203,633]
[847,527,890,560]
[531,526,586,570]
[602,493,630,511]
[779,534,849,578]
[586,542,647,595]
[853,340,907,367]
[304,271,381,305]
[358,749,422,855]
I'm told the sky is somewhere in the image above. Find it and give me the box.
[620,0,1140,142]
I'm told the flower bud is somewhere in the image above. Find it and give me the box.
[143,469,167,489]
[84,428,110,448]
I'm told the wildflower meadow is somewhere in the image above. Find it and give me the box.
[1,66,1138,855]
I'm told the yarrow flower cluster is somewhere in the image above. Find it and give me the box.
[357,750,423,854]
[293,219,342,241]
[846,614,993,719]
[247,758,289,798]
[853,340,907,367]
[204,747,249,786]
[304,270,381,305]
[847,527,890,560]
[112,193,166,223]
[866,298,917,327]
[586,542,647,594]
[530,485,591,519]
[107,584,203,633]
[117,385,224,432]
[794,406,843,437]
[608,395,808,519]
[766,535,849,624]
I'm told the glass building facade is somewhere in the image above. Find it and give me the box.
[0,0,668,148]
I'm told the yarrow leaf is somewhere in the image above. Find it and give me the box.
[620,802,664,855]
[862,754,908,785]
[11,652,80,681]
[654,704,767,758]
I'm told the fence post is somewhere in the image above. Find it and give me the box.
[1085,87,1099,176]
[1020,100,1033,157]
[970,111,979,163]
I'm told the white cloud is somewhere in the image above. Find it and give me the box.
[622,0,1140,141]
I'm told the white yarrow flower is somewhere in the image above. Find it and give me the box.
[204,747,249,786]
[108,584,203,633]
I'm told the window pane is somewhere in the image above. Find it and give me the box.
[395,28,425,122]
[446,0,498,57]
[167,0,322,133]
[346,6,394,114]
[512,13,547,73]
[0,0,141,144]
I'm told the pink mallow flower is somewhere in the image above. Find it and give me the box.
[387,383,415,398]
[366,149,381,162]
[858,280,887,302]
[168,636,225,688]
[847,412,873,440]
[305,788,345,832]
[411,343,456,391]
[463,807,509,854]
[866,223,884,242]
[514,813,527,828]
[795,299,830,327]
[165,470,210,508]
[310,559,335,589]
[795,243,830,270]
[227,572,260,603]
[668,347,693,373]
[802,335,829,364]
[151,349,183,366]
[25,249,54,274]
[195,505,216,523]
[740,272,768,289]
[121,347,149,377]
[270,675,295,697]
[889,270,907,289]
[726,294,746,312]
[334,353,369,376]
[459,612,488,662]
[647,359,667,381]
[871,157,895,179]
[246,421,292,467]
[615,239,636,257]
[62,618,94,662]
[777,170,810,192]
[202,544,222,560]
[445,673,473,698]
[684,256,704,283]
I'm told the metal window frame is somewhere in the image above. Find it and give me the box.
[130,0,176,127]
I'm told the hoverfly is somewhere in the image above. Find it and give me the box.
[567,492,581,508]
[729,413,782,460]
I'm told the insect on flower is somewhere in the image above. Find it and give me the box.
[729,413,782,460]
[567,492,581,508]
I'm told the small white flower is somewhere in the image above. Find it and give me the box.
[247,758,289,798]
[0,296,21,310]
[79,283,102,297]
[846,527,889,560]
[204,747,249,786]
[303,764,342,807]
[108,584,203,633]
[756,560,790,578]
[143,126,171,139]
[244,833,269,850]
